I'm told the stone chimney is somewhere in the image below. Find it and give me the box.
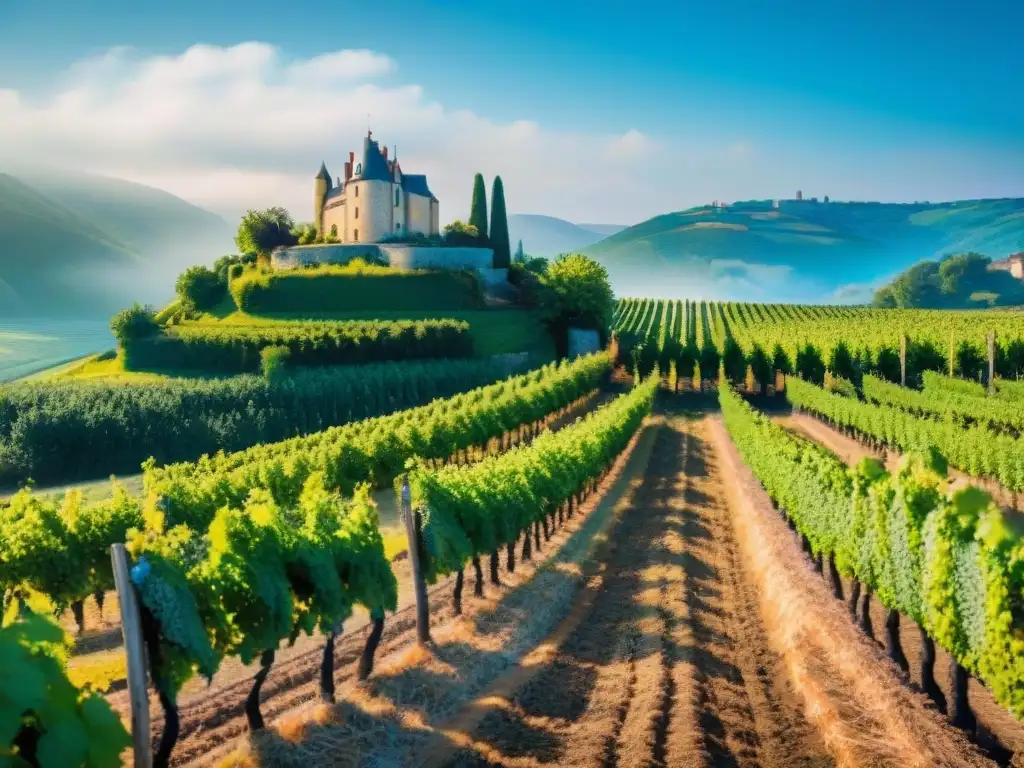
[345,151,355,181]
[382,145,388,159]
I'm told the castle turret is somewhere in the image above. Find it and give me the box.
[313,162,332,234]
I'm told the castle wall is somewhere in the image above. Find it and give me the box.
[407,194,433,236]
[272,244,498,274]
[322,200,346,241]
[347,179,392,243]
[378,245,494,271]
[271,244,382,270]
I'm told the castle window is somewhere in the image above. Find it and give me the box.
[355,207,359,219]
[395,189,401,207]
[355,186,359,198]
[354,229,359,242]
[397,223,402,231]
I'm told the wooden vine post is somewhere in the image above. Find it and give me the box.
[949,330,955,377]
[402,477,431,645]
[987,331,996,395]
[110,543,153,768]
[899,333,907,387]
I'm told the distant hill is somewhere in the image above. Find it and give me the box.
[0,170,233,316]
[586,198,1024,303]
[508,214,628,257]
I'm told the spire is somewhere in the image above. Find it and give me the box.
[315,161,331,183]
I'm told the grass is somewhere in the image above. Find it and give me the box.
[55,352,235,382]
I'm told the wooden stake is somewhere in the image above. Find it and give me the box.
[402,478,430,644]
[987,331,996,395]
[899,333,907,387]
[111,543,152,768]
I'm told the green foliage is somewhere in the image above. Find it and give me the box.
[175,265,224,312]
[109,303,158,344]
[234,207,298,257]
[0,613,130,767]
[795,343,826,385]
[748,344,771,389]
[468,174,489,246]
[828,340,858,383]
[229,261,483,314]
[126,479,393,700]
[786,375,1024,493]
[864,372,1024,434]
[411,372,656,579]
[873,252,1024,309]
[0,358,508,487]
[489,176,511,268]
[260,345,290,381]
[0,484,144,621]
[720,336,746,383]
[145,352,613,531]
[540,254,615,348]
[442,220,479,247]
[121,319,473,374]
[213,253,256,284]
[291,223,318,246]
[720,384,1024,718]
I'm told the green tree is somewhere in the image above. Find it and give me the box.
[489,176,511,268]
[442,220,479,247]
[469,173,489,246]
[175,265,223,311]
[539,254,615,357]
[235,207,298,258]
[110,303,159,343]
[514,239,525,263]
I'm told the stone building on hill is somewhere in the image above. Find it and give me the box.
[313,130,440,243]
[991,252,1024,280]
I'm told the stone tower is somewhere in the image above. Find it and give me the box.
[313,162,332,234]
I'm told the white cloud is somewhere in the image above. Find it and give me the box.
[0,43,747,225]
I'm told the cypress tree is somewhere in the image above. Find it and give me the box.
[489,176,511,268]
[469,173,489,245]
[515,240,525,262]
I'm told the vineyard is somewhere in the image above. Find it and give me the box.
[614,298,1024,384]
[3,299,1024,768]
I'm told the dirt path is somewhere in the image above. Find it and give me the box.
[436,415,833,767]
[773,411,1024,763]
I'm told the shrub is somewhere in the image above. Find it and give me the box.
[539,253,615,356]
[0,359,511,487]
[228,263,244,281]
[229,263,483,314]
[442,220,479,247]
[121,319,473,373]
[110,303,159,343]
[175,265,224,311]
[260,345,290,380]
[235,207,298,257]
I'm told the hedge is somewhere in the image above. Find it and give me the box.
[0,358,515,487]
[121,319,473,373]
[230,263,484,313]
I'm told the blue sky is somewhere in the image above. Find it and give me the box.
[1,0,1023,223]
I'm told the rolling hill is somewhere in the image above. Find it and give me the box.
[586,198,1024,303]
[508,214,627,257]
[0,170,233,316]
